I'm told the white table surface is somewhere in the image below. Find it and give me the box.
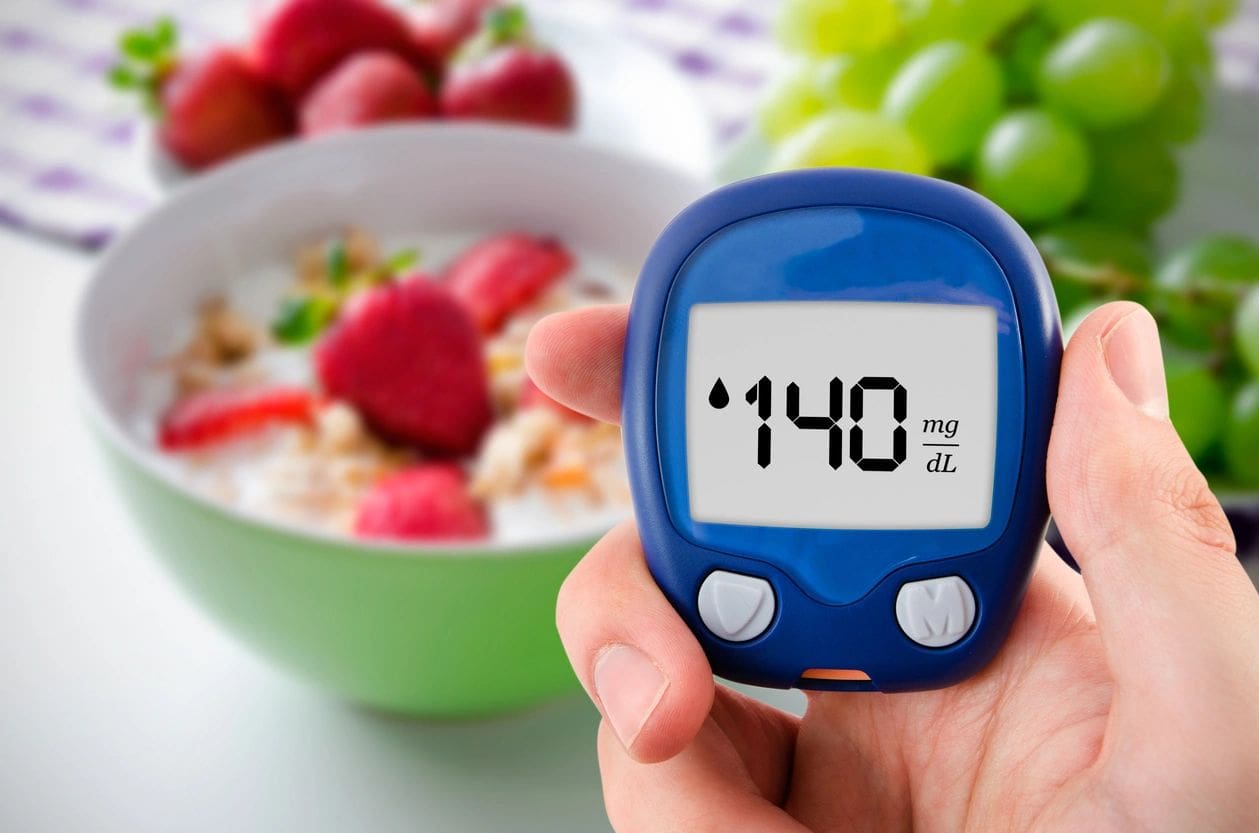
[1,226,1255,833]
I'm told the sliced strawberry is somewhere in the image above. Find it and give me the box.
[314,275,493,455]
[354,463,489,541]
[299,51,436,137]
[444,233,573,334]
[159,385,316,450]
[519,375,590,423]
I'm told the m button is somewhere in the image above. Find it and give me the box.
[895,576,976,648]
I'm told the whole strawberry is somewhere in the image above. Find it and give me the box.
[444,232,573,333]
[439,5,576,129]
[252,0,419,99]
[110,20,291,170]
[315,276,492,455]
[409,0,500,73]
[354,463,489,541]
[300,51,436,137]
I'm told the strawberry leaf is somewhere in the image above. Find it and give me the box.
[110,18,179,117]
[383,247,420,276]
[107,64,139,89]
[120,30,160,61]
[456,4,535,63]
[487,5,529,43]
[153,16,177,50]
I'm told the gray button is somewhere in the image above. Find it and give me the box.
[697,571,775,642]
[895,576,976,648]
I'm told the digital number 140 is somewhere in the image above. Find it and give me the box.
[708,376,908,472]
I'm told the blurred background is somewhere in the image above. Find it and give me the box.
[1,1,1256,831]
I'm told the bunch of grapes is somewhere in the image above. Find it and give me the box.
[760,0,1259,488]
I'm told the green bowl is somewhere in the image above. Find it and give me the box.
[77,126,707,716]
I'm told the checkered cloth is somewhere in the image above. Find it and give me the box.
[0,0,1256,249]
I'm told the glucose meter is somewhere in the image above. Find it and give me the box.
[623,169,1061,692]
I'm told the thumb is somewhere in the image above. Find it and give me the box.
[1047,302,1259,704]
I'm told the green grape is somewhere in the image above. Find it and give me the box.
[771,111,931,175]
[1148,1,1213,83]
[1197,0,1240,27]
[1156,235,1259,349]
[1236,288,1259,377]
[777,0,901,56]
[1223,382,1259,487]
[900,0,1034,43]
[1145,66,1207,144]
[1164,351,1229,459]
[1082,130,1179,232]
[1039,0,1171,32]
[1039,19,1171,128]
[1035,219,1152,312]
[758,64,826,142]
[1161,8,1215,73]
[975,109,1091,224]
[1000,15,1057,103]
[814,48,906,111]
[883,41,1003,166]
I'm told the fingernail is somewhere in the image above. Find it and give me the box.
[593,644,668,750]
[1103,310,1169,420]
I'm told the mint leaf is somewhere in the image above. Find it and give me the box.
[271,296,338,345]
[326,240,350,289]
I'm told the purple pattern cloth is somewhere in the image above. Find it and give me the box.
[0,0,1257,250]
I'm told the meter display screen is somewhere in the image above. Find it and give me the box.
[685,301,998,530]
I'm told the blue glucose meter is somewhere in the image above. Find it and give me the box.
[623,169,1062,692]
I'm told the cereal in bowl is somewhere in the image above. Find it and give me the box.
[147,228,629,543]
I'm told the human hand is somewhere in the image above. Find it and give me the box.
[526,301,1259,832]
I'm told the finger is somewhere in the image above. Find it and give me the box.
[598,689,805,833]
[1018,542,1096,646]
[1046,302,1259,700]
[525,304,628,425]
[557,521,713,763]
